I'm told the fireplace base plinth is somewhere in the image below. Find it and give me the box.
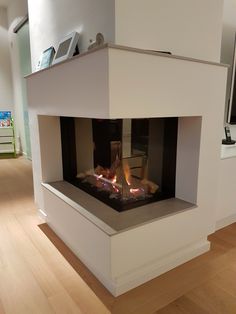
[42,181,209,296]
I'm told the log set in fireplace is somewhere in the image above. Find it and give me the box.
[60,117,178,212]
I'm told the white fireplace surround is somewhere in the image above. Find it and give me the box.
[26,44,227,296]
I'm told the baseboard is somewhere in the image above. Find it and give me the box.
[38,209,47,222]
[69,238,210,297]
[113,239,210,296]
[22,151,32,160]
[215,214,236,230]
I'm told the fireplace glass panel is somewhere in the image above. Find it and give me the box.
[60,117,178,212]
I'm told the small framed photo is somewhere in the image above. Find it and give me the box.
[52,31,80,65]
[0,111,12,127]
[36,47,55,71]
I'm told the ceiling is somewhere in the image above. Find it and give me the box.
[0,0,13,8]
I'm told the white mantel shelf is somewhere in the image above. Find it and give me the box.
[27,43,228,120]
[27,43,228,79]
[26,43,228,296]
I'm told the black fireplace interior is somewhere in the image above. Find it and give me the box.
[60,117,178,212]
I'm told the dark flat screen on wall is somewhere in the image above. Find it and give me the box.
[229,80,236,124]
[228,33,236,124]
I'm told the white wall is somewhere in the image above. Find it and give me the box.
[7,0,28,153]
[216,157,236,229]
[0,7,13,110]
[28,0,223,69]
[27,0,115,71]
[115,0,223,62]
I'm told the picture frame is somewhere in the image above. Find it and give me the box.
[52,31,80,65]
[36,46,55,71]
[0,111,11,127]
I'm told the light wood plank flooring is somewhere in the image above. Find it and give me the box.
[0,158,109,314]
[1,157,236,314]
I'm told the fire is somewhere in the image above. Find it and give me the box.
[123,161,131,186]
[76,157,159,203]
[93,162,151,199]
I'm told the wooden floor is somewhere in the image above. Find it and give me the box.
[1,157,236,314]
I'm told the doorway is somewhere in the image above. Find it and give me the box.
[16,19,32,159]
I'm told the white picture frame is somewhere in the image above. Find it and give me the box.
[36,46,55,71]
[52,31,79,65]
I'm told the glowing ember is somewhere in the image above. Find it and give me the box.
[130,188,142,194]
[111,175,117,184]
[113,185,120,193]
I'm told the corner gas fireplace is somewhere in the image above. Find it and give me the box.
[26,43,227,297]
[60,117,178,212]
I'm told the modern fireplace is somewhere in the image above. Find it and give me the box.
[60,117,178,211]
[26,44,227,296]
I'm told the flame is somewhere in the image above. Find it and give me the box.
[111,175,120,193]
[111,175,117,184]
[81,160,156,201]
[123,161,131,186]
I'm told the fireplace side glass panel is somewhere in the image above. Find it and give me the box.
[60,117,178,212]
